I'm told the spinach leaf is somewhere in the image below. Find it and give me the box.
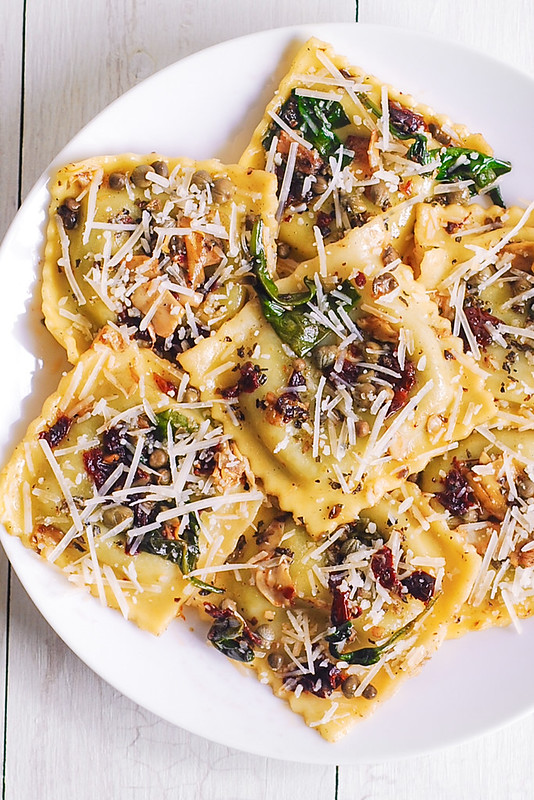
[326,602,433,665]
[207,612,255,663]
[155,409,196,440]
[139,512,200,576]
[252,219,360,356]
[406,135,433,165]
[436,147,511,206]
[263,90,350,160]
[189,577,225,594]
[251,220,316,308]
[260,296,330,358]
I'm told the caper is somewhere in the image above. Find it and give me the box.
[150,160,169,178]
[191,170,213,191]
[312,175,329,195]
[342,675,360,698]
[57,203,79,230]
[149,448,169,469]
[64,196,81,211]
[256,624,276,649]
[267,652,284,671]
[109,172,126,191]
[102,505,134,529]
[131,165,151,188]
[212,177,234,204]
[362,684,377,700]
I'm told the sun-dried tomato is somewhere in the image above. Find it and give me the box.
[371,545,402,594]
[274,392,309,424]
[193,446,218,476]
[285,659,344,698]
[288,368,306,388]
[329,575,360,626]
[82,448,116,490]
[39,415,73,448]
[437,463,476,516]
[387,358,416,416]
[221,362,266,399]
[388,101,426,135]
[463,305,502,350]
[402,570,436,603]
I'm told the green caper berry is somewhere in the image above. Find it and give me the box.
[341,675,360,698]
[212,177,234,204]
[102,505,134,529]
[131,165,151,188]
[150,160,169,178]
[109,172,126,191]
[191,170,213,191]
[267,652,284,671]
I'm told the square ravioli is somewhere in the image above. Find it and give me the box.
[42,154,278,363]
[420,428,534,637]
[239,36,507,263]
[180,224,494,537]
[410,201,534,421]
[0,327,263,634]
[195,484,480,741]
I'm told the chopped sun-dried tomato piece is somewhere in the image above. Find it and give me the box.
[39,415,73,448]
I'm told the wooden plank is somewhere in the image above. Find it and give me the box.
[6,2,356,797]
[20,0,356,195]
[359,0,533,77]
[0,0,24,790]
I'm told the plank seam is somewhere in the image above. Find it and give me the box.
[4,0,27,793]
[1,568,11,800]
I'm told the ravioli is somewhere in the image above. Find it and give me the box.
[179,226,494,537]
[410,201,534,421]
[239,36,505,263]
[0,327,263,634]
[420,428,534,637]
[42,154,278,363]
[196,484,479,741]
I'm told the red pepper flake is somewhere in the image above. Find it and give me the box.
[153,373,179,398]
[39,415,73,448]
[353,271,366,288]
[371,546,402,594]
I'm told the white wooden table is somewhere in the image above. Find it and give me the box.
[1,2,533,797]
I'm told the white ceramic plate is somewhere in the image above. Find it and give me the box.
[1,23,534,764]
